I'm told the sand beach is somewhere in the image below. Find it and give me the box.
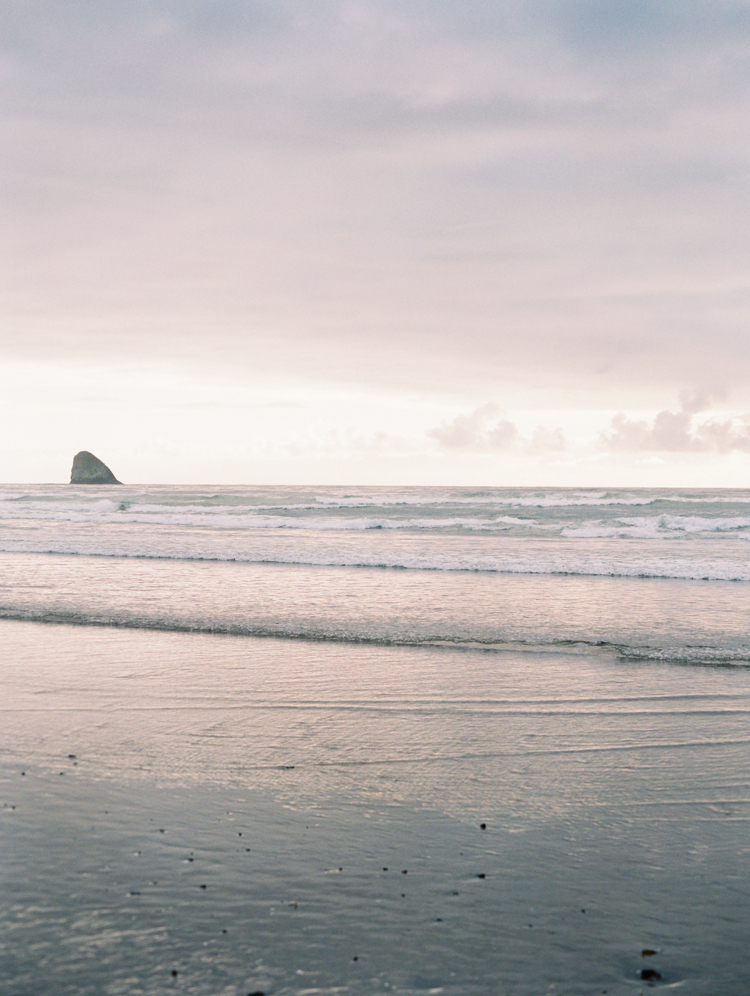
[2,613,749,995]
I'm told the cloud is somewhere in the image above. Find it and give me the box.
[601,390,750,453]
[274,428,418,459]
[427,404,517,450]
[428,404,566,453]
[3,0,750,410]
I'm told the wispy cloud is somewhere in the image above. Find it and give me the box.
[272,428,418,459]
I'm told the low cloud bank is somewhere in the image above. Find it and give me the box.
[602,391,750,453]
[428,404,566,454]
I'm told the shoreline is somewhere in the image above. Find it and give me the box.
[2,619,750,992]
[4,552,750,667]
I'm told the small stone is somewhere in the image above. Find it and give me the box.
[640,968,662,981]
[480,823,486,829]
[642,949,657,957]
[476,873,486,879]
[171,969,178,977]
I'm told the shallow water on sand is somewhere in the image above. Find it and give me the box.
[2,620,750,994]
[4,552,750,666]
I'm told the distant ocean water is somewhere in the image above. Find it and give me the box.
[2,484,750,666]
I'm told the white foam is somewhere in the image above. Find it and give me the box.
[656,513,750,533]
[1,485,750,581]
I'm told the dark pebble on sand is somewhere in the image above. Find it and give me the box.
[21,772,25,776]
[200,884,207,889]
[247,991,265,995]
[402,869,408,874]
[640,968,662,981]
[480,823,486,829]
[476,873,486,879]
[68,754,76,759]
[353,956,358,961]
[642,949,657,957]
[171,970,178,977]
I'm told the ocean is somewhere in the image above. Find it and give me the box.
[2,484,750,994]
[3,483,750,662]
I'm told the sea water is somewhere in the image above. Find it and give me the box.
[3,484,750,661]
[1,485,750,994]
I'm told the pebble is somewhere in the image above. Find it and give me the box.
[640,968,662,981]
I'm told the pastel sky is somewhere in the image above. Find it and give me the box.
[3,0,750,485]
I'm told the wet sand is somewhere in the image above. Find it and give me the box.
[2,619,750,994]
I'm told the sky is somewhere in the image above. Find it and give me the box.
[2,0,750,485]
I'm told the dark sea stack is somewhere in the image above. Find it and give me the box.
[70,451,122,484]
